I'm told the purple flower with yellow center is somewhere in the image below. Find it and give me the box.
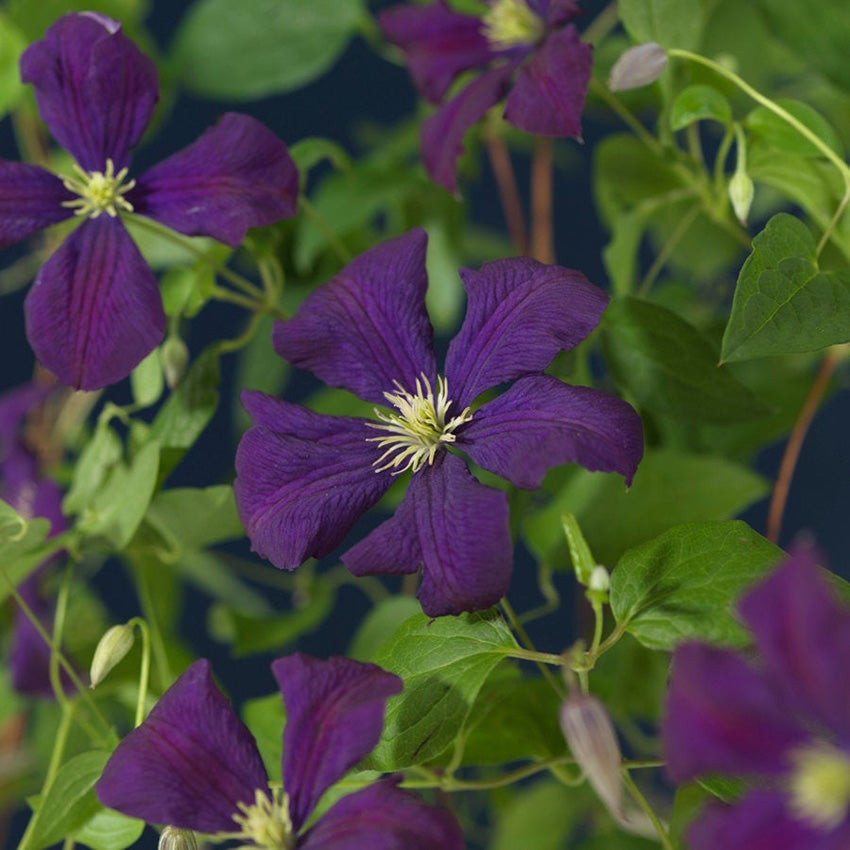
[96,654,464,850]
[379,0,593,192]
[0,383,68,697]
[234,228,643,617]
[0,12,298,390]
[663,545,850,850]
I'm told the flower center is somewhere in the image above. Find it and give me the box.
[482,0,544,50]
[61,158,136,219]
[367,374,473,475]
[788,742,850,831]
[229,787,295,850]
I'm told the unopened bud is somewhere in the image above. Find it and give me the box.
[158,826,198,850]
[588,565,610,594]
[728,171,754,225]
[161,336,190,390]
[90,623,135,688]
[560,693,655,837]
[608,43,668,92]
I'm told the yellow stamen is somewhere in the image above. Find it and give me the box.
[367,374,473,475]
[788,742,850,831]
[61,158,136,219]
[227,787,295,850]
[482,0,544,50]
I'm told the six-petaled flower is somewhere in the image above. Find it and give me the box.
[234,228,643,616]
[379,0,593,192]
[0,12,298,390]
[663,545,850,850]
[96,654,464,850]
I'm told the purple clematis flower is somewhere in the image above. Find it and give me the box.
[379,0,593,192]
[0,382,69,697]
[234,228,643,616]
[0,12,298,390]
[96,654,465,850]
[663,545,850,850]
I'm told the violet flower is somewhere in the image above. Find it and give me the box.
[0,12,298,390]
[663,545,850,850]
[379,0,593,192]
[0,383,68,697]
[96,654,465,850]
[234,228,643,616]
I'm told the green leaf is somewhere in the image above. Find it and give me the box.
[73,808,145,850]
[610,521,783,650]
[144,485,244,551]
[670,84,731,130]
[347,596,422,662]
[0,515,56,603]
[150,348,220,480]
[64,422,123,516]
[459,667,566,766]
[82,441,160,549]
[173,0,364,100]
[0,13,25,118]
[28,751,110,850]
[0,498,27,542]
[242,693,286,780]
[722,213,850,361]
[618,0,703,50]
[490,780,583,850]
[173,551,271,615]
[602,297,770,423]
[524,448,768,568]
[746,99,843,158]
[130,347,164,408]
[370,610,518,770]
[289,137,352,185]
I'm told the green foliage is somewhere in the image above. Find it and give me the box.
[610,521,783,650]
[370,610,518,769]
[602,297,770,424]
[489,780,581,850]
[173,0,364,100]
[618,0,704,50]
[746,99,843,158]
[670,84,731,130]
[0,12,25,118]
[722,213,850,360]
[73,808,145,850]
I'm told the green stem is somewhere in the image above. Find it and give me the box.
[638,203,701,293]
[622,770,675,850]
[590,77,665,157]
[817,182,850,258]
[500,598,565,697]
[668,49,850,182]
[124,213,266,300]
[15,704,74,850]
[502,647,568,666]
[128,617,152,727]
[132,562,173,689]
[298,195,352,264]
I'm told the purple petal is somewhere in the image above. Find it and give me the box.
[541,0,582,26]
[0,161,74,249]
[96,659,268,834]
[688,792,822,850]
[420,62,515,194]
[663,642,806,783]
[379,1,494,102]
[504,25,591,137]
[273,230,435,405]
[20,13,157,171]
[234,394,394,568]
[445,256,608,407]
[459,374,644,488]
[272,654,402,832]
[129,113,298,248]
[298,778,464,850]
[344,452,512,616]
[24,217,165,390]
[738,544,850,741]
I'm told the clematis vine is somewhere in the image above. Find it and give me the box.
[663,545,850,850]
[96,654,464,850]
[0,12,298,390]
[234,228,643,616]
[0,382,68,697]
[379,0,593,192]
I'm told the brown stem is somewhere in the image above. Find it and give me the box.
[484,134,528,255]
[766,351,839,543]
[531,137,555,263]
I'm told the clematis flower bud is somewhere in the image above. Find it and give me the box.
[560,692,655,837]
[608,43,668,92]
[728,171,755,225]
[158,826,198,850]
[90,623,135,688]
[161,336,190,389]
